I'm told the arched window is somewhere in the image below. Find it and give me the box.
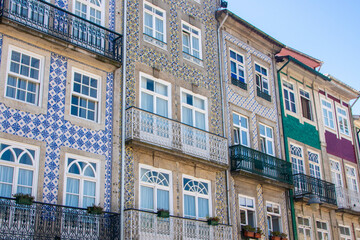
[183,176,210,219]
[139,165,171,212]
[0,140,38,198]
[64,156,99,208]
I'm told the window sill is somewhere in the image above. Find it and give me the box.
[231,77,247,91]
[256,89,271,102]
[183,52,203,67]
[143,34,167,51]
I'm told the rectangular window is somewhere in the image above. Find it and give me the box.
[239,195,256,228]
[181,90,207,130]
[345,165,359,192]
[283,81,296,113]
[140,165,171,212]
[330,160,343,187]
[230,49,246,90]
[337,107,350,136]
[182,22,201,60]
[316,221,330,240]
[300,89,313,120]
[308,151,321,179]
[298,217,312,240]
[183,176,210,219]
[339,226,351,240]
[233,113,249,147]
[74,0,103,25]
[255,63,271,101]
[71,70,100,122]
[321,99,335,129]
[266,202,281,236]
[64,155,99,208]
[0,140,39,198]
[5,48,43,106]
[259,124,274,156]
[290,144,304,174]
[143,2,166,43]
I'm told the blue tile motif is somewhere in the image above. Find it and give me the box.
[0,41,114,210]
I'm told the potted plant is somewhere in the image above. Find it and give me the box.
[157,209,170,218]
[280,233,288,240]
[13,193,34,205]
[242,225,255,238]
[270,231,281,240]
[254,227,263,238]
[87,204,103,214]
[207,216,220,226]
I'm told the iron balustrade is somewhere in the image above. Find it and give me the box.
[292,173,337,205]
[0,0,122,61]
[230,144,292,184]
[123,209,232,240]
[125,107,228,165]
[336,186,360,212]
[0,197,120,240]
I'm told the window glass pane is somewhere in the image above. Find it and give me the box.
[67,178,79,194]
[182,107,193,126]
[157,189,169,210]
[141,92,154,112]
[0,165,14,197]
[17,169,33,188]
[83,196,95,207]
[248,210,255,227]
[84,181,96,197]
[198,197,209,218]
[140,186,154,210]
[184,194,196,217]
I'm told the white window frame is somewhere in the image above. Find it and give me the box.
[63,154,100,208]
[70,68,101,123]
[5,46,44,106]
[339,225,352,240]
[297,216,313,240]
[143,2,166,45]
[0,139,39,199]
[238,194,256,228]
[308,151,321,179]
[283,80,296,114]
[139,72,171,117]
[330,159,343,187]
[139,164,172,213]
[255,62,270,95]
[229,49,246,84]
[316,220,331,240]
[336,106,350,136]
[73,0,105,25]
[180,88,208,131]
[266,201,282,235]
[290,144,305,174]
[300,89,313,121]
[181,21,202,60]
[233,112,250,147]
[345,164,359,192]
[321,98,335,130]
[259,123,275,156]
[182,175,211,220]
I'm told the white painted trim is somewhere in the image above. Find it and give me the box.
[320,97,337,133]
[254,61,270,94]
[72,0,105,26]
[238,194,257,227]
[143,1,167,44]
[181,21,202,60]
[229,48,246,84]
[345,164,359,192]
[259,123,275,156]
[232,112,250,147]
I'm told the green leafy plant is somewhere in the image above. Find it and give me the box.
[280,233,288,239]
[256,227,263,235]
[271,231,281,237]
[13,193,34,205]
[242,225,255,232]
[207,216,220,226]
[157,209,170,218]
[87,204,103,214]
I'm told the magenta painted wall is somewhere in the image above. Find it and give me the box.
[325,131,357,163]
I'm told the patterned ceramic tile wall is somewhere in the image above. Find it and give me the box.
[0,34,114,210]
[215,171,228,224]
[281,191,289,236]
[256,184,266,240]
[222,31,281,158]
[124,146,135,209]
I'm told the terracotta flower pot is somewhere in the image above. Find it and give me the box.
[254,233,262,238]
[243,231,255,238]
[281,238,288,240]
[271,237,281,240]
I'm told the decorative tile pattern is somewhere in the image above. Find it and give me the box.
[0,49,114,210]
[223,31,281,158]
[256,184,265,240]
[281,191,289,236]
[230,176,238,239]
[108,0,115,31]
[215,171,227,224]
[124,146,135,209]
[55,0,68,10]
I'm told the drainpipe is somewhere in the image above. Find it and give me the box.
[350,95,360,180]
[276,57,297,240]
[120,0,128,238]
[217,11,230,225]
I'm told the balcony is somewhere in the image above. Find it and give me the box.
[125,107,228,165]
[336,186,360,212]
[0,0,122,61]
[123,209,232,240]
[0,197,120,239]
[293,173,337,205]
[230,144,292,185]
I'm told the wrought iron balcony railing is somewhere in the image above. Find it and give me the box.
[0,0,122,61]
[336,186,360,212]
[0,197,120,240]
[230,144,292,184]
[123,209,232,240]
[125,107,228,165]
[293,173,337,205]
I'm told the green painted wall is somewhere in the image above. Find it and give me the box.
[283,115,321,150]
